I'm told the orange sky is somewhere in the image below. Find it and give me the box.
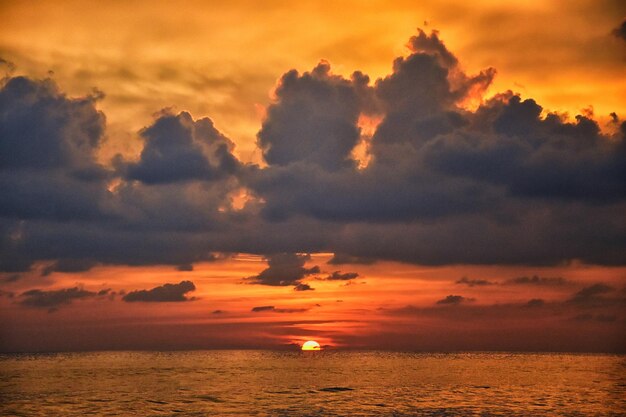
[1,255,625,351]
[0,0,625,352]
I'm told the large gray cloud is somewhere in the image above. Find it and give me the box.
[0,76,113,272]
[1,28,625,274]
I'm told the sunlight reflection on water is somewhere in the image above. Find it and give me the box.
[0,351,624,416]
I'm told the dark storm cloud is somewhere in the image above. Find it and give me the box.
[504,276,569,286]
[613,19,626,41]
[247,253,319,287]
[20,286,97,310]
[325,271,359,281]
[120,111,239,184]
[2,27,626,272]
[122,280,196,302]
[456,277,494,287]
[436,295,474,305]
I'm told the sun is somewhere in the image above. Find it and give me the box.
[301,340,321,351]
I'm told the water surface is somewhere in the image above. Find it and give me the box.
[1,351,624,416]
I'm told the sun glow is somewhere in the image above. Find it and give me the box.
[301,340,321,351]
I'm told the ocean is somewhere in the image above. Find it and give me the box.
[0,351,624,416]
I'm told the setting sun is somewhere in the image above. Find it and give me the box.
[301,340,321,351]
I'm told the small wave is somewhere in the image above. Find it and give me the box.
[195,395,224,403]
[145,399,168,404]
[318,387,354,392]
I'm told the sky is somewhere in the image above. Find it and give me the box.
[0,0,625,353]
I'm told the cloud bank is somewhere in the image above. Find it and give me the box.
[1,29,625,276]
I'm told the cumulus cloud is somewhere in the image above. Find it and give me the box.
[122,280,196,302]
[247,253,319,287]
[257,61,370,171]
[120,111,239,184]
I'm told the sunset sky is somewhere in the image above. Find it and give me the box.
[1,0,625,353]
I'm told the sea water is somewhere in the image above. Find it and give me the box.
[0,351,624,416]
